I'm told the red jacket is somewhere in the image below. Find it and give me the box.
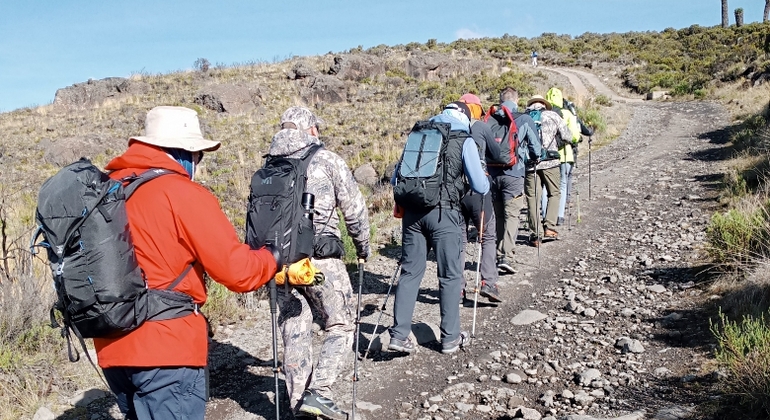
[93,142,276,368]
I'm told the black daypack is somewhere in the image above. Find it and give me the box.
[482,105,520,168]
[31,159,198,361]
[245,145,322,265]
[393,121,467,210]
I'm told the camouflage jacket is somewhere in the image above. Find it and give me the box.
[267,129,370,258]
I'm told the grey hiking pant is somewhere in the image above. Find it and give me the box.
[492,174,525,263]
[460,190,498,287]
[525,166,561,234]
[391,206,464,345]
[277,257,355,412]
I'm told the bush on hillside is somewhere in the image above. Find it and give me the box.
[712,310,770,418]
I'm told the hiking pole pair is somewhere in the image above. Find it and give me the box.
[352,259,365,420]
[471,197,486,339]
[362,263,401,360]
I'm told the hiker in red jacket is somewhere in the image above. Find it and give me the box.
[93,106,280,420]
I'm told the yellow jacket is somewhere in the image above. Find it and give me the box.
[546,87,582,163]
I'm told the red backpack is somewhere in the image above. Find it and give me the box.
[482,105,519,168]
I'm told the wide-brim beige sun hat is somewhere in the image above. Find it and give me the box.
[129,106,221,152]
[526,95,552,110]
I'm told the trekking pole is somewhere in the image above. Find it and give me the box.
[352,259,364,420]
[576,173,582,224]
[268,278,281,420]
[362,263,401,360]
[588,136,592,201]
[535,171,541,269]
[566,168,572,232]
[471,200,485,339]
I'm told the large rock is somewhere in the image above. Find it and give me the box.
[54,77,150,108]
[68,388,110,407]
[302,75,347,104]
[354,163,379,186]
[194,83,261,114]
[511,310,547,326]
[39,135,125,167]
[404,53,489,81]
[328,55,385,82]
[289,61,317,80]
[32,407,55,420]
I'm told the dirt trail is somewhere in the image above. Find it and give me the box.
[60,73,730,420]
[541,67,645,105]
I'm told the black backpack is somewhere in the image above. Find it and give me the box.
[482,105,520,168]
[31,159,198,361]
[393,121,467,210]
[245,145,322,265]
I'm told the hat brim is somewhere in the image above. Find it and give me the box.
[527,99,552,110]
[129,135,221,152]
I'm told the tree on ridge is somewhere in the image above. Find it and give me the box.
[764,0,770,22]
[722,0,729,27]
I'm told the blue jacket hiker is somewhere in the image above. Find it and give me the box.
[389,101,489,355]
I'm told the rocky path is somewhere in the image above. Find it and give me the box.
[541,67,645,104]
[54,77,730,420]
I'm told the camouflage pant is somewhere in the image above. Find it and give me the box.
[276,257,355,411]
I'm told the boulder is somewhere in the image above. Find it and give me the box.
[194,83,261,114]
[328,55,385,81]
[39,135,125,167]
[646,91,670,100]
[404,53,490,81]
[354,163,379,186]
[54,77,150,108]
[303,75,347,104]
[289,61,317,80]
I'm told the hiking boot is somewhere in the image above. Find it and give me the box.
[544,228,559,239]
[497,260,516,274]
[388,336,416,353]
[479,282,503,303]
[442,331,470,354]
[529,235,541,247]
[298,389,348,420]
[556,217,565,226]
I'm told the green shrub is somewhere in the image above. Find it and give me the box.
[712,310,770,416]
[706,205,768,267]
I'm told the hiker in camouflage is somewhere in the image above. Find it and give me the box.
[525,96,572,246]
[267,106,370,420]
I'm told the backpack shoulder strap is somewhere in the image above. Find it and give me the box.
[122,168,175,198]
[297,144,323,174]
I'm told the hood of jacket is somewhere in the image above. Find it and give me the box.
[267,128,323,159]
[546,87,564,109]
[105,141,192,178]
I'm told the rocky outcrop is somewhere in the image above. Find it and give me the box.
[328,55,385,82]
[53,77,150,108]
[194,83,261,114]
[405,52,490,81]
[289,61,317,80]
[301,75,347,104]
[39,135,124,167]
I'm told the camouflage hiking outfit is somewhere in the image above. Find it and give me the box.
[267,126,370,413]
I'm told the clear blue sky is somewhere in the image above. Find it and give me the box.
[0,1,765,112]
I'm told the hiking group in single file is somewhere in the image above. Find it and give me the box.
[32,84,593,420]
